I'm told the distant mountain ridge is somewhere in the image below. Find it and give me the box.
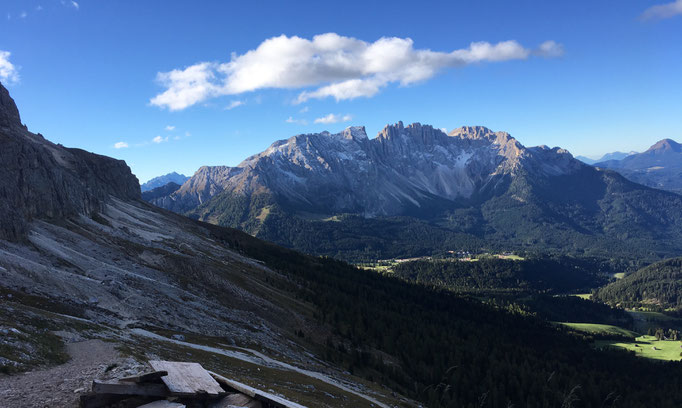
[146,122,682,261]
[140,172,189,192]
[595,138,682,194]
[576,151,637,165]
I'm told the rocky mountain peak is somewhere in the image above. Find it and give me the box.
[0,82,22,129]
[376,121,448,146]
[341,126,368,141]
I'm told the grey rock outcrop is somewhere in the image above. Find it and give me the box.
[0,82,140,240]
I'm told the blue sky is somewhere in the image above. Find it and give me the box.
[1,0,681,182]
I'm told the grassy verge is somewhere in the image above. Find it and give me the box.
[596,335,682,361]
[557,322,638,338]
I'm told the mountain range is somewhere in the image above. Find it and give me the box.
[575,151,637,165]
[140,172,189,192]
[146,122,682,261]
[594,138,682,194]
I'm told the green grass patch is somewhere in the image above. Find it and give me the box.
[596,335,682,361]
[557,322,638,338]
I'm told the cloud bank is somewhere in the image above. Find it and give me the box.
[150,33,563,111]
[641,0,682,20]
[0,51,19,84]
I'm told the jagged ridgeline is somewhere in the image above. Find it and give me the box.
[148,121,682,262]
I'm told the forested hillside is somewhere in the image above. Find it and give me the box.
[595,258,682,309]
[208,224,682,407]
[391,257,609,294]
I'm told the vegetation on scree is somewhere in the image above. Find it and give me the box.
[204,223,682,408]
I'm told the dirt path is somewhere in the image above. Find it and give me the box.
[0,339,131,408]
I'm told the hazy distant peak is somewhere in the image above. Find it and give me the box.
[140,172,191,192]
[647,138,682,153]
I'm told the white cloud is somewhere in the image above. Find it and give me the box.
[225,100,244,110]
[314,113,353,124]
[71,1,79,10]
[641,0,682,19]
[535,40,564,58]
[285,116,308,125]
[0,51,19,84]
[114,142,129,149]
[152,135,168,144]
[165,125,175,131]
[151,33,562,110]
[150,62,216,111]
[20,11,27,19]
[299,106,309,113]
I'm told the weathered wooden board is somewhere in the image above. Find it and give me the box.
[137,401,186,408]
[149,361,225,396]
[119,370,168,383]
[91,380,169,397]
[208,371,307,408]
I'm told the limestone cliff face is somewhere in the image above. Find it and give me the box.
[0,82,140,240]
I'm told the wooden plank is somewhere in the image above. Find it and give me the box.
[137,401,186,408]
[148,361,225,396]
[208,371,307,408]
[119,370,168,383]
[91,380,169,397]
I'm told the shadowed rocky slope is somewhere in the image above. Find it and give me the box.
[0,83,139,241]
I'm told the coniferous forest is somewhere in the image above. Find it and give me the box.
[209,224,682,408]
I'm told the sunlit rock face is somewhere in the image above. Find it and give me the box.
[158,121,583,216]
